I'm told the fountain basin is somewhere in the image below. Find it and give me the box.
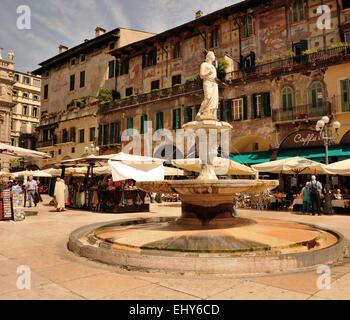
[137,179,279,227]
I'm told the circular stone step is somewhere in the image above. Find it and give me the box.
[68,216,346,275]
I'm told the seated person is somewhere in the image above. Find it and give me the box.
[274,189,284,209]
[334,189,343,200]
[343,188,350,200]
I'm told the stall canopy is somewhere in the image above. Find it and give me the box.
[172,157,254,176]
[0,143,50,159]
[13,170,52,178]
[0,171,11,178]
[324,159,350,176]
[252,156,327,175]
[108,152,165,182]
[60,154,116,167]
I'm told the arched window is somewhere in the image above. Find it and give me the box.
[281,86,294,121]
[309,81,325,117]
[293,0,305,23]
[281,86,294,111]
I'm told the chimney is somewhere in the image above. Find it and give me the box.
[95,27,106,37]
[59,45,68,54]
[195,10,203,19]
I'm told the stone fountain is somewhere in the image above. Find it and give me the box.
[68,52,345,275]
[137,51,278,228]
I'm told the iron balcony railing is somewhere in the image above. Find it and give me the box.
[227,46,350,83]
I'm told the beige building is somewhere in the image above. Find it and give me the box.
[11,71,41,149]
[34,27,154,168]
[0,49,16,171]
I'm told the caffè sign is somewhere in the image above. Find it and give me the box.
[280,130,323,149]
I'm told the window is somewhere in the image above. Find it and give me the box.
[173,42,181,59]
[90,127,95,142]
[151,80,160,91]
[62,129,68,143]
[34,95,39,100]
[243,14,254,38]
[70,74,75,91]
[281,86,294,120]
[172,74,181,86]
[147,47,157,67]
[251,93,271,119]
[126,87,133,97]
[81,55,86,62]
[120,58,129,75]
[109,122,121,144]
[309,81,325,108]
[115,121,121,143]
[341,79,350,112]
[23,93,28,98]
[23,105,28,116]
[44,85,48,100]
[345,33,350,44]
[13,90,17,96]
[98,125,103,146]
[233,98,243,120]
[292,0,305,23]
[344,0,350,9]
[140,114,148,134]
[70,127,76,142]
[79,129,85,143]
[14,74,20,81]
[211,29,219,48]
[80,71,85,88]
[172,108,181,129]
[59,149,62,155]
[108,60,115,79]
[23,76,30,85]
[109,43,115,50]
[72,147,75,154]
[71,59,76,66]
[156,112,164,130]
[32,107,38,118]
[127,117,133,136]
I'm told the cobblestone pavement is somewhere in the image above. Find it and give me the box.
[1,195,350,300]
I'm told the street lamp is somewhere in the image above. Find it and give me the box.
[315,116,341,166]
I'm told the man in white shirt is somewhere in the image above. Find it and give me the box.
[307,175,322,216]
[26,176,38,208]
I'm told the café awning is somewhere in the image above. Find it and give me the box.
[230,150,274,165]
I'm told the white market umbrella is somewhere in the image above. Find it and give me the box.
[0,171,11,178]
[251,157,327,175]
[13,170,52,178]
[0,143,50,159]
[172,157,255,176]
[324,159,350,176]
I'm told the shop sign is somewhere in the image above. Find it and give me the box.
[280,130,323,149]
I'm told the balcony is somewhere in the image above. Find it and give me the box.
[272,102,335,123]
[226,46,350,85]
[37,139,54,148]
[100,78,203,112]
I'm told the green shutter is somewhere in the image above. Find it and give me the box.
[218,101,224,120]
[108,60,115,79]
[195,105,200,118]
[251,94,256,119]
[262,92,271,117]
[80,71,85,88]
[173,108,181,129]
[156,112,164,130]
[127,117,133,135]
[140,114,147,134]
[224,100,232,122]
[110,123,115,144]
[184,107,192,124]
[116,121,121,143]
[243,96,248,120]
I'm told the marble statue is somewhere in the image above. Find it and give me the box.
[196,51,219,121]
[8,51,14,61]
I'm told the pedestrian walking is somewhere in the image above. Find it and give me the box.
[26,176,38,208]
[307,175,322,216]
[36,179,43,202]
[54,178,67,212]
[301,182,312,214]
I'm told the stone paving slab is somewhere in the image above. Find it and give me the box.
[0,198,350,300]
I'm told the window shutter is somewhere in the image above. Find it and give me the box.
[116,121,121,143]
[108,61,115,79]
[341,79,350,112]
[157,112,164,130]
[251,94,256,119]
[243,96,248,120]
[110,123,115,144]
[98,125,102,146]
[141,114,148,134]
[224,100,232,122]
[184,107,191,124]
[262,92,271,117]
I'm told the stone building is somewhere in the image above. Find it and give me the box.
[0,49,16,171]
[98,0,350,167]
[33,27,155,168]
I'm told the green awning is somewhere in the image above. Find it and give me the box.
[277,145,350,162]
[230,151,273,165]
